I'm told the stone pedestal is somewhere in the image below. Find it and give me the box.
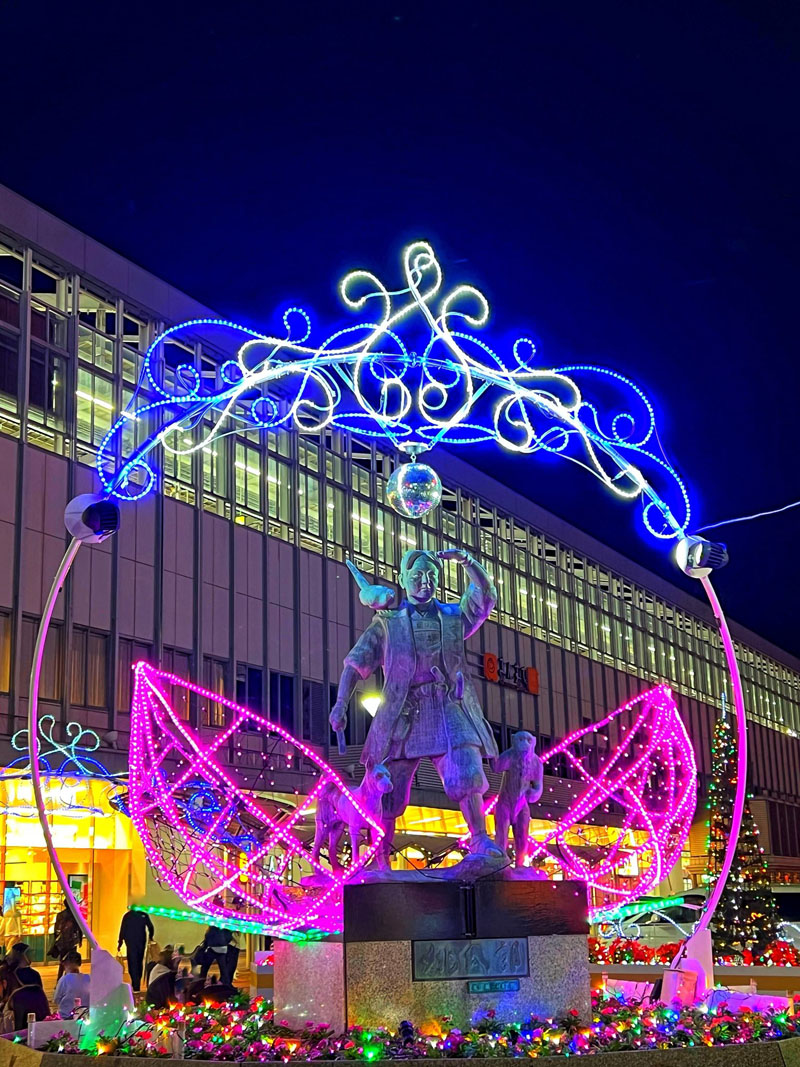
[346,933,589,1031]
[273,939,345,1033]
[273,879,590,1034]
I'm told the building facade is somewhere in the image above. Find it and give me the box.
[0,184,799,949]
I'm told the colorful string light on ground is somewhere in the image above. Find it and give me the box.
[39,990,800,1059]
[588,937,800,968]
[97,243,689,541]
[129,662,384,936]
[487,685,697,918]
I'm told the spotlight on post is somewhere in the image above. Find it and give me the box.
[64,494,121,544]
[361,693,382,717]
[675,535,729,579]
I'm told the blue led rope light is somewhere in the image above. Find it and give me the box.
[96,242,691,540]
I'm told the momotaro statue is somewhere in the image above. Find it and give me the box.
[493,731,544,867]
[331,548,502,868]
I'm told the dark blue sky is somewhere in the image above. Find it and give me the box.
[2,1,798,653]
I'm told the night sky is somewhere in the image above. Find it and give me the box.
[2,1,798,655]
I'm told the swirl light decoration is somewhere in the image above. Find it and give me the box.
[96,242,690,542]
[129,662,384,936]
[485,685,697,919]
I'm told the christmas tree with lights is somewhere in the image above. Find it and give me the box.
[705,698,781,959]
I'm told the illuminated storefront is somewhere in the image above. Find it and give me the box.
[0,774,134,960]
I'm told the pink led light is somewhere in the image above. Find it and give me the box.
[485,684,697,918]
[129,662,384,936]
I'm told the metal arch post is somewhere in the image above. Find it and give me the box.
[27,535,99,949]
[689,574,749,939]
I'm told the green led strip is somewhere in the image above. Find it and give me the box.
[594,895,686,925]
[129,904,335,942]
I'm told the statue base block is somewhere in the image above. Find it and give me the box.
[273,938,345,1033]
[274,879,590,1033]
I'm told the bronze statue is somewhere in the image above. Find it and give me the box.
[330,548,504,869]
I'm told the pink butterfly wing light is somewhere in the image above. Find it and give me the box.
[508,684,697,917]
[129,662,383,935]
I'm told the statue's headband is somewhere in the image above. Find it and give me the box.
[400,549,443,578]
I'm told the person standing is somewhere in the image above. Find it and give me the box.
[117,908,155,992]
[198,926,233,982]
[49,899,83,979]
[0,901,23,954]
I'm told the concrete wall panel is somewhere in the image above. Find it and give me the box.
[89,545,112,631]
[134,563,154,642]
[162,571,176,647]
[0,437,17,523]
[175,574,194,649]
[247,596,263,664]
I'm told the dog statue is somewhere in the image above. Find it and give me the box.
[493,731,543,867]
[311,761,392,871]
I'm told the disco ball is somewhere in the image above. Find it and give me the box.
[386,461,442,518]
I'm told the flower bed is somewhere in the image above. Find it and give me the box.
[33,991,800,1060]
[588,938,800,968]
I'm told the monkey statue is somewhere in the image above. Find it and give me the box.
[493,731,544,867]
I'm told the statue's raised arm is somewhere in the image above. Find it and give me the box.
[437,547,497,638]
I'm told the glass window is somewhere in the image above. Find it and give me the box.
[302,678,325,742]
[30,302,67,348]
[326,485,345,548]
[236,664,263,713]
[162,424,194,490]
[71,627,108,708]
[88,632,108,706]
[0,242,23,289]
[398,519,416,551]
[269,430,292,459]
[21,617,63,701]
[269,670,295,732]
[117,638,152,711]
[78,288,116,333]
[202,432,228,500]
[78,325,115,372]
[495,563,513,619]
[516,572,530,627]
[122,346,143,384]
[299,440,319,471]
[163,647,191,720]
[0,611,10,693]
[325,431,345,482]
[202,657,228,727]
[28,345,66,438]
[70,627,86,705]
[31,262,65,310]
[76,368,114,447]
[0,283,20,329]
[267,457,289,514]
[235,442,262,512]
[0,328,19,413]
[352,498,372,558]
[375,509,395,568]
[122,311,147,351]
[298,471,320,535]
